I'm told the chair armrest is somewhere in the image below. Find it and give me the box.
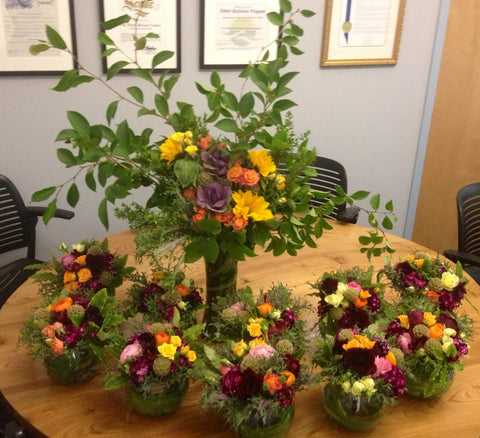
[337,206,360,224]
[443,249,480,267]
[26,206,75,220]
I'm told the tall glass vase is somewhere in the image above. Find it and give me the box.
[203,249,238,328]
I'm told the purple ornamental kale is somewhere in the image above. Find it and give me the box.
[197,182,232,213]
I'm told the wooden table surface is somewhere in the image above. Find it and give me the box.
[1,222,479,438]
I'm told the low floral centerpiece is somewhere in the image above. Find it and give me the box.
[312,328,406,431]
[28,239,134,300]
[104,322,204,416]
[310,267,385,336]
[29,1,396,331]
[192,334,311,438]
[19,288,125,385]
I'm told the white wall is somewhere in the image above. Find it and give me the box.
[0,0,442,261]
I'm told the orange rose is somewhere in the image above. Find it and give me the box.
[214,212,233,224]
[76,255,87,265]
[227,165,244,183]
[42,325,56,338]
[77,268,92,283]
[429,323,444,339]
[50,337,64,355]
[175,284,191,297]
[242,169,260,186]
[155,331,170,345]
[197,135,212,149]
[281,371,296,386]
[257,302,273,316]
[65,281,79,293]
[63,271,77,284]
[264,374,282,392]
[427,291,439,303]
[232,216,248,231]
[51,297,73,312]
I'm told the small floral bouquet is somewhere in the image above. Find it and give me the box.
[193,335,311,436]
[29,239,134,300]
[310,267,385,336]
[208,283,310,358]
[312,328,405,431]
[19,288,125,385]
[383,308,473,398]
[379,252,469,311]
[104,322,204,416]
[125,268,203,329]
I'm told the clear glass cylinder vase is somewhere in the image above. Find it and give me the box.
[236,404,295,438]
[405,369,455,399]
[43,348,100,385]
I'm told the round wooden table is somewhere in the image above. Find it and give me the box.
[1,222,479,437]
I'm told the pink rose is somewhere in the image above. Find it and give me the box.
[120,343,143,363]
[247,344,276,360]
[347,282,362,291]
[398,333,412,355]
[372,356,392,378]
[230,302,245,314]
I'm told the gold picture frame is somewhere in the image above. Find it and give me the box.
[321,0,406,67]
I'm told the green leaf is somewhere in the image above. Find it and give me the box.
[350,190,370,201]
[184,237,219,263]
[98,198,109,229]
[85,171,96,192]
[102,14,131,30]
[67,111,90,138]
[382,216,393,230]
[173,159,200,187]
[238,92,255,118]
[135,37,146,51]
[66,183,79,207]
[46,25,67,50]
[154,94,169,116]
[97,32,114,46]
[210,71,221,88]
[301,9,316,17]
[369,194,380,210]
[385,199,394,212]
[52,69,77,92]
[32,186,56,202]
[152,50,174,68]
[267,11,283,26]
[272,99,296,112]
[43,199,57,224]
[127,86,143,103]
[196,219,222,235]
[130,68,154,83]
[29,43,50,55]
[56,148,77,167]
[104,374,127,390]
[368,213,378,228]
[106,100,119,124]
[358,235,372,245]
[280,0,292,12]
[106,61,129,79]
[215,118,238,133]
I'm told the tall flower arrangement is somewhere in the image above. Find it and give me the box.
[30,1,396,270]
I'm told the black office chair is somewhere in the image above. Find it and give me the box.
[443,182,480,285]
[279,156,360,224]
[0,174,74,308]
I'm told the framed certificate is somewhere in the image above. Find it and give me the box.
[321,0,406,66]
[100,0,180,73]
[200,0,280,69]
[0,0,76,75]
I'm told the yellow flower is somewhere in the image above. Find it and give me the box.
[187,350,197,362]
[249,338,267,348]
[233,340,248,356]
[423,312,436,327]
[441,272,459,290]
[158,343,177,360]
[359,290,371,299]
[324,292,343,307]
[181,345,190,355]
[247,322,262,338]
[170,336,182,347]
[185,145,198,155]
[248,149,276,176]
[76,255,87,265]
[77,268,92,283]
[159,134,183,164]
[232,190,273,222]
[343,335,376,351]
[398,314,410,329]
[351,380,366,396]
[275,174,286,190]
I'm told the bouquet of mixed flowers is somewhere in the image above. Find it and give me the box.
[193,334,311,435]
[19,288,125,383]
[207,283,310,355]
[30,1,395,270]
[104,322,203,397]
[28,239,134,300]
[379,252,469,311]
[383,307,473,397]
[125,267,203,329]
[311,267,385,336]
[313,328,406,428]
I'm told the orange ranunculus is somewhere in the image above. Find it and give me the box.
[281,371,296,387]
[385,350,397,366]
[429,323,444,339]
[63,271,77,284]
[354,297,368,308]
[183,188,197,199]
[427,291,439,303]
[155,331,170,345]
[175,284,191,297]
[257,302,273,316]
[242,169,260,186]
[77,268,92,283]
[50,337,64,355]
[414,258,425,268]
[65,281,79,294]
[343,335,376,351]
[76,255,87,265]
[42,325,56,338]
[232,216,248,231]
[52,297,73,312]
[193,208,206,222]
[227,164,244,183]
[197,135,212,149]
[214,212,233,224]
[264,374,282,391]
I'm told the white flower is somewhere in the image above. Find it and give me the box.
[342,381,351,392]
[351,381,366,396]
[337,282,348,294]
[444,328,457,337]
[270,309,281,320]
[442,340,454,353]
[441,272,459,290]
[325,292,344,307]
[72,243,85,252]
[361,377,376,393]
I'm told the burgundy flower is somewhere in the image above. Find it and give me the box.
[138,283,165,312]
[450,338,469,361]
[340,307,370,329]
[130,357,151,385]
[283,354,301,376]
[183,289,203,306]
[366,292,381,314]
[383,366,406,397]
[386,320,407,338]
[342,347,376,376]
[408,310,424,327]
[317,300,328,317]
[236,368,263,401]
[437,313,459,332]
[372,337,390,357]
[84,305,103,326]
[277,385,295,407]
[438,291,457,311]
[197,182,232,213]
[320,278,338,295]
[220,366,242,397]
[453,283,466,302]
[279,310,297,329]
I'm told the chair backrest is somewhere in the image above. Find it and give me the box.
[457,182,480,257]
[0,175,37,259]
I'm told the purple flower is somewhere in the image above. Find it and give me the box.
[453,283,466,302]
[201,149,230,176]
[236,368,263,401]
[340,307,370,329]
[450,338,469,361]
[130,357,151,385]
[437,313,459,332]
[367,291,381,313]
[283,354,301,376]
[84,305,103,326]
[386,320,407,338]
[279,310,297,328]
[197,182,231,213]
[383,366,406,397]
[277,385,295,407]
[220,366,242,397]
[439,291,458,311]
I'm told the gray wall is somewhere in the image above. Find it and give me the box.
[0,0,443,262]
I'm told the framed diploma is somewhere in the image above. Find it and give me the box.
[100,0,180,73]
[0,0,75,75]
[200,0,280,69]
[321,0,406,66]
